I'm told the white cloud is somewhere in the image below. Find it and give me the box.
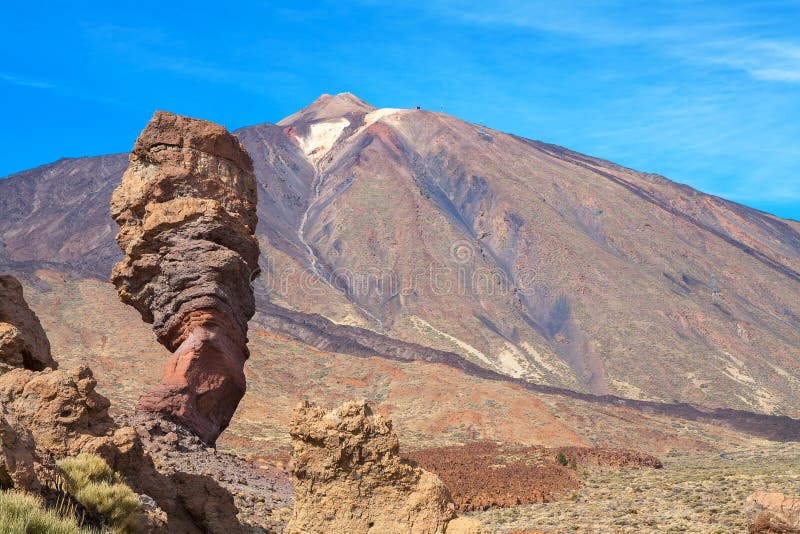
[751,68,800,82]
[423,1,800,84]
[0,73,54,89]
[686,39,800,84]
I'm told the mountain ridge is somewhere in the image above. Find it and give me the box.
[1,94,799,421]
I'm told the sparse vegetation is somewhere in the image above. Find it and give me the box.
[58,455,114,490]
[473,442,800,532]
[0,489,94,534]
[57,454,140,533]
[556,452,568,467]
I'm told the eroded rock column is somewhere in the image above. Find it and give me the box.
[110,111,259,444]
[287,400,460,534]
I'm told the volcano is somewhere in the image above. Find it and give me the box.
[1,93,799,454]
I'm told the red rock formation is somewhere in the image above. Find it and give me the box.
[110,111,259,444]
[0,275,57,371]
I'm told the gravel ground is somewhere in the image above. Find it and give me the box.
[115,413,294,533]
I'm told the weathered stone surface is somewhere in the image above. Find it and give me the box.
[0,367,137,471]
[135,309,249,446]
[444,517,490,534]
[0,366,247,533]
[0,366,139,495]
[117,410,294,534]
[0,275,56,371]
[746,491,800,533]
[110,111,259,444]
[0,324,26,370]
[287,399,458,534]
[0,411,36,490]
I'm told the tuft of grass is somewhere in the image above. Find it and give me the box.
[57,455,114,490]
[57,454,140,534]
[0,489,95,534]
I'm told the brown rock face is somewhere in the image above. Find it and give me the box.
[0,367,137,476]
[110,111,259,444]
[747,491,800,533]
[0,275,57,371]
[0,366,247,533]
[0,366,139,494]
[287,400,458,534]
[0,409,36,490]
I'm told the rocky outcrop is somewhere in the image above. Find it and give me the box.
[110,111,260,444]
[0,408,36,490]
[445,518,490,534]
[0,365,248,533]
[0,275,56,371]
[746,491,800,533]
[6,93,800,421]
[287,399,458,534]
[0,366,139,490]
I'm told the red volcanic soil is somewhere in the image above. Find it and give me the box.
[406,441,661,512]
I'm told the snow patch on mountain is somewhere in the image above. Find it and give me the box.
[296,118,350,163]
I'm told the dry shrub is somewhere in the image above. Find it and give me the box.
[57,453,139,533]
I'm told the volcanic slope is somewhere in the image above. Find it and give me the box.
[1,93,799,420]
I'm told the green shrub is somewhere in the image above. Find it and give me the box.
[57,454,139,533]
[0,489,94,534]
[556,452,568,466]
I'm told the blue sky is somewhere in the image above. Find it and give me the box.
[2,1,798,219]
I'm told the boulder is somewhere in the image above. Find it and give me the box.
[110,111,260,444]
[746,491,800,533]
[0,367,136,468]
[445,517,490,534]
[287,399,458,534]
[0,365,247,533]
[0,275,57,371]
[0,411,36,490]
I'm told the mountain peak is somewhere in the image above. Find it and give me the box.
[278,92,376,126]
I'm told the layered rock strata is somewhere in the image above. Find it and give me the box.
[110,111,259,444]
[287,399,460,534]
[0,275,57,371]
